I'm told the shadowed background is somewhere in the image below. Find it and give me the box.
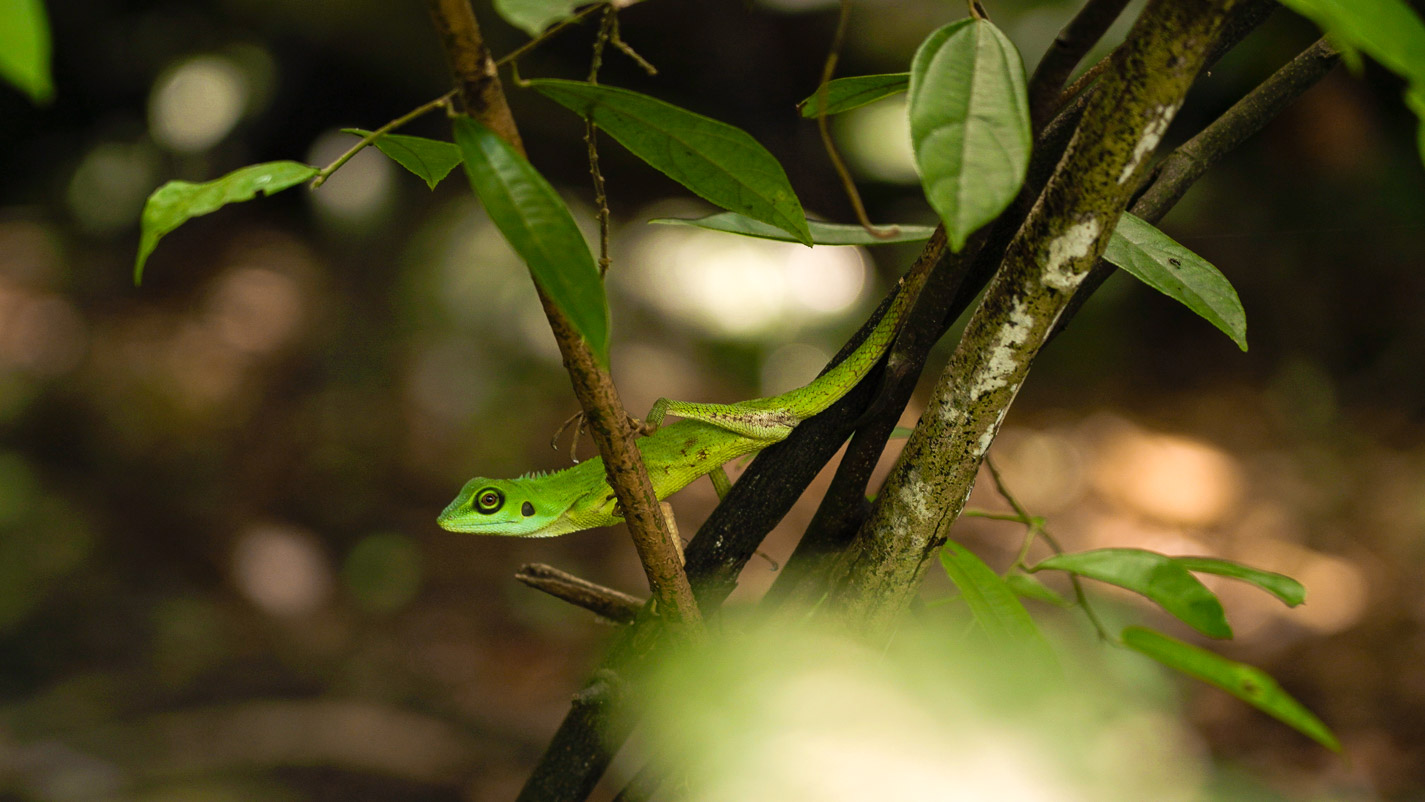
[2,0,1424,799]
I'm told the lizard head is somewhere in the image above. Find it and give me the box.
[437,477,573,537]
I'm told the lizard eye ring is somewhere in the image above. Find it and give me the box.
[474,488,504,514]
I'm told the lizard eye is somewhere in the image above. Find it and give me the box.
[474,488,504,514]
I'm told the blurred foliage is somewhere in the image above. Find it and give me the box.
[0,0,1423,799]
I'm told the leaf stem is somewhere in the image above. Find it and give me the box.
[309,90,456,189]
[815,0,897,239]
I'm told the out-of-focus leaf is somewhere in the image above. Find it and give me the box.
[453,117,610,365]
[343,128,462,189]
[1122,626,1341,751]
[494,0,583,36]
[0,0,52,104]
[1276,0,1425,167]
[135,161,317,284]
[649,212,934,245]
[1174,557,1306,607]
[798,73,910,117]
[1104,213,1247,351]
[530,79,812,245]
[940,542,1053,656]
[909,18,1030,251]
[1033,548,1232,639]
[1005,573,1071,607]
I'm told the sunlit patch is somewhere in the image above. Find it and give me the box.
[1231,537,1368,635]
[66,141,160,234]
[232,523,332,617]
[204,267,304,354]
[644,622,1208,802]
[149,54,250,152]
[306,130,395,223]
[423,199,563,362]
[623,220,866,339]
[836,96,919,184]
[1090,418,1243,528]
[990,427,1087,512]
[0,294,87,376]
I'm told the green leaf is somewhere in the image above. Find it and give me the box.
[452,117,610,366]
[909,18,1031,252]
[940,542,1052,651]
[1173,557,1306,607]
[1122,626,1341,752]
[1033,548,1232,639]
[343,128,462,190]
[798,73,910,118]
[649,212,935,246]
[135,161,317,284]
[890,426,916,439]
[529,79,813,246]
[1104,213,1248,351]
[493,0,583,36]
[1005,573,1071,607]
[0,0,53,104]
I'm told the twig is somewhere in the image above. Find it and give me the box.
[309,90,456,189]
[586,8,615,276]
[516,564,645,624]
[1025,0,1133,131]
[984,458,1107,637]
[494,2,608,68]
[425,0,703,638]
[1055,47,1115,111]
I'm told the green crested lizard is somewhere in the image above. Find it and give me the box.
[437,280,912,537]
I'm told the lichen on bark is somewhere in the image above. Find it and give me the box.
[825,0,1242,635]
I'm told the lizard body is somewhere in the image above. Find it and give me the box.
[437,281,911,537]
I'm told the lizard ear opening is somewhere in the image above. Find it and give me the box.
[474,488,504,514]
[521,501,535,517]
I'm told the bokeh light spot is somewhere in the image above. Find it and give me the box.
[232,524,332,617]
[149,55,250,153]
[836,97,919,184]
[625,221,867,339]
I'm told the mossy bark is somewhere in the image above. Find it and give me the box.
[826,0,1242,635]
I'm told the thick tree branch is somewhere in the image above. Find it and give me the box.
[827,0,1243,635]
[424,0,702,636]
[1054,36,1339,339]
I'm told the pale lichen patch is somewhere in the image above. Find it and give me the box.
[1119,102,1179,184]
[969,297,1037,399]
[1041,217,1101,292]
[896,468,935,522]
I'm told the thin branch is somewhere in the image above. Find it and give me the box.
[1026,0,1133,131]
[494,2,608,68]
[516,563,645,624]
[424,0,703,637]
[586,8,615,276]
[309,90,456,189]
